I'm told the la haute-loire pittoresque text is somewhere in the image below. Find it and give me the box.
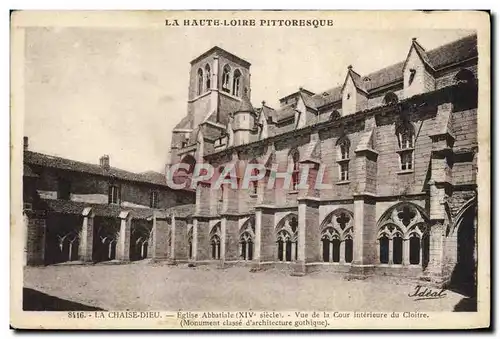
[165,18,334,28]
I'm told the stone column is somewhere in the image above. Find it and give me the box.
[192,218,198,261]
[329,242,333,263]
[117,211,131,261]
[220,217,227,264]
[253,209,262,263]
[425,220,445,282]
[340,241,346,264]
[170,215,176,260]
[388,239,394,265]
[293,202,307,274]
[403,239,410,265]
[350,194,377,277]
[79,207,94,262]
[149,212,169,260]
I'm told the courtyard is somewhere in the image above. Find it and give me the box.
[23,262,474,312]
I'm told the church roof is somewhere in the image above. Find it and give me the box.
[310,34,477,109]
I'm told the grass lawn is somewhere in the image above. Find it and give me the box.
[23,262,469,311]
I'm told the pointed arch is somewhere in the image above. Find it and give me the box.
[329,110,341,121]
[222,64,231,93]
[239,216,255,261]
[377,202,430,266]
[276,213,298,262]
[232,69,242,97]
[209,222,222,260]
[197,68,204,96]
[383,91,399,105]
[204,64,211,91]
[454,68,475,85]
[320,208,354,263]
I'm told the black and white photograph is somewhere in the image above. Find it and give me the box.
[9,10,490,329]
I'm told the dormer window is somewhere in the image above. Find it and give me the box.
[222,65,231,93]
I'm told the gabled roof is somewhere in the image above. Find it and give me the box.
[259,105,277,123]
[275,104,297,123]
[24,151,172,187]
[305,34,477,110]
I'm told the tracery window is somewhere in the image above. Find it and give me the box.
[320,210,353,264]
[276,215,298,262]
[377,203,430,267]
[205,64,211,91]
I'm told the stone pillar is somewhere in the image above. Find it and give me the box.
[170,215,176,260]
[340,241,346,264]
[149,212,169,260]
[350,194,377,277]
[329,242,333,263]
[220,217,227,263]
[79,207,94,262]
[295,202,306,271]
[253,209,262,263]
[192,218,198,261]
[403,239,410,265]
[25,210,47,266]
[425,220,445,282]
[388,239,394,265]
[117,211,132,261]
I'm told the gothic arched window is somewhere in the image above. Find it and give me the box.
[197,68,203,96]
[409,233,421,265]
[232,69,242,97]
[222,65,231,93]
[205,64,211,91]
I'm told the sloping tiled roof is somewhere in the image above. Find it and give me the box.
[42,198,195,220]
[173,114,192,130]
[259,105,277,123]
[308,34,477,110]
[25,151,170,187]
[275,104,297,123]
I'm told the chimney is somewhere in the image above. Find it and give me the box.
[99,155,110,170]
[23,136,28,151]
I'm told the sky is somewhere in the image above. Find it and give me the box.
[23,25,474,173]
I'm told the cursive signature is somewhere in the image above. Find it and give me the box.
[408,285,447,301]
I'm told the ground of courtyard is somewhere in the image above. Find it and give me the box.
[22,262,475,312]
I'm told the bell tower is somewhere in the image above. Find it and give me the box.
[187,46,251,128]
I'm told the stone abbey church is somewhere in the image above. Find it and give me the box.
[23,33,478,296]
[168,34,478,295]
